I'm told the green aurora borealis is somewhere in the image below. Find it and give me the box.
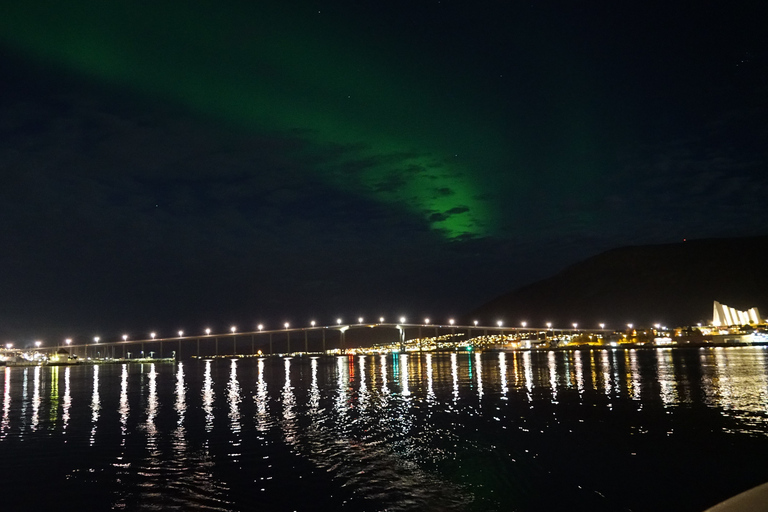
[1,1,529,238]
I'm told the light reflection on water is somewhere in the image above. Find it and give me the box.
[0,348,768,511]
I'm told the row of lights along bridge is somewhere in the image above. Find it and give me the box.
[5,318,640,350]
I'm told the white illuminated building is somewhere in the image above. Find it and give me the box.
[712,301,762,327]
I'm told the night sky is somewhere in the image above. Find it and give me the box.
[1,1,766,343]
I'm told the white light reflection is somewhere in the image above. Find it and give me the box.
[119,365,129,445]
[380,354,389,394]
[358,356,369,411]
[426,353,436,404]
[548,351,557,401]
[574,350,585,396]
[400,354,410,396]
[89,365,100,445]
[173,362,187,454]
[628,350,641,401]
[1,369,11,438]
[62,366,71,434]
[31,366,41,431]
[20,368,28,435]
[281,358,297,444]
[601,350,612,396]
[255,359,270,432]
[451,352,459,403]
[309,358,320,413]
[145,364,159,453]
[202,360,215,432]
[228,359,242,460]
[474,352,483,400]
[656,348,678,407]
[523,351,533,399]
[498,353,508,398]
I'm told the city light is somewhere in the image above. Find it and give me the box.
[205,328,211,335]
[521,321,527,328]
[311,320,316,327]
[358,317,364,324]
[572,323,578,329]
[122,335,128,341]
[284,322,290,329]
[337,318,342,325]
[179,330,184,337]
[449,319,455,325]
[599,323,605,329]
[400,316,406,324]
[231,326,236,333]
[497,320,503,327]
[473,320,478,326]
[258,324,264,331]
[425,318,430,325]
[5,343,12,350]
[380,317,385,323]
[546,322,552,329]
[35,341,42,348]
[151,332,156,340]
[65,338,72,345]
[94,336,100,343]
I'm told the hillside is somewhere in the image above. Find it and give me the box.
[470,236,768,328]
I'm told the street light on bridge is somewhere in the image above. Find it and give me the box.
[311,320,316,328]
[151,332,156,340]
[122,334,128,341]
[358,317,364,324]
[179,330,184,337]
[231,326,237,334]
[205,328,211,335]
[473,320,478,326]
[424,318,430,325]
[94,337,100,343]
[337,318,342,325]
[5,343,12,350]
[35,341,42,349]
[65,338,72,346]
[546,322,552,329]
[497,320,503,327]
[380,317,384,323]
[284,322,289,329]
[449,319,455,326]
[521,321,527,328]
[399,317,406,324]
[599,323,605,329]
[258,324,263,331]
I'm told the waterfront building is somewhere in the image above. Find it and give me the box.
[712,301,762,327]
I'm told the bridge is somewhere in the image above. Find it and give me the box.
[2,322,612,361]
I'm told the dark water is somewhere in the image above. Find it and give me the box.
[2,347,768,511]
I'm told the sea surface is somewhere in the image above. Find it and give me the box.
[2,347,768,511]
